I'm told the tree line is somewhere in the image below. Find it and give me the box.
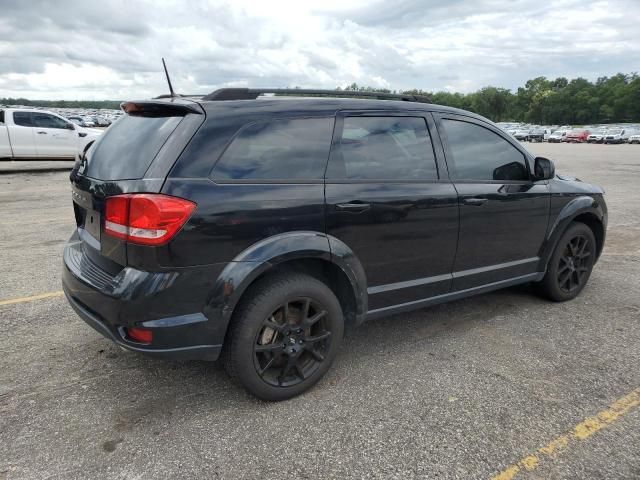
[342,73,639,124]
[2,72,638,124]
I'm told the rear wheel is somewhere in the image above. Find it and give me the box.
[536,222,596,301]
[223,273,344,401]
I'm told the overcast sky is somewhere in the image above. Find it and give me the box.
[1,0,639,100]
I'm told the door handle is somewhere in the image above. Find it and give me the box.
[336,202,371,212]
[462,197,488,206]
[37,131,47,134]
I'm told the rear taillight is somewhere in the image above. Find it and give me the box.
[104,194,195,246]
[125,327,153,344]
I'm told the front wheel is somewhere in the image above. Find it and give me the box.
[536,222,596,302]
[223,273,344,401]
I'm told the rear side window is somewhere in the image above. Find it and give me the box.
[211,118,334,181]
[327,116,438,180]
[13,112,33,127]
[441,119,528,181]
[84,115,182,180]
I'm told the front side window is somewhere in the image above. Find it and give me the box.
[32,113,70,129]
[211,117,334,180]
[13,112,33,127]
[441,119,529,181]
[327,116,438,180]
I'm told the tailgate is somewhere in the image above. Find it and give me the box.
[68,100,204,271]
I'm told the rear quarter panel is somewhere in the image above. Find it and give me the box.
[0,125,12,157]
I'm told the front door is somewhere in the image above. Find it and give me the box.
[31,112,76,157]
[325,112,459,313]
[435,114,550,291]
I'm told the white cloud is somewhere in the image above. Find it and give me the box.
[0,0,638,99]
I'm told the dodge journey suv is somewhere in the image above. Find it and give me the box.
[63,88,607,401]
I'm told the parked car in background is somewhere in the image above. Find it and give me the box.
[629,134,640,144]
[563,129,590,143]
[67,116,89,127]
[92,115,112,127]
[548,130,568,143]
[587,129,608,143]
[513,128,532,141]
[62,89,607,401]
[0,108,102,159]
[81,117,96,127]
[603,129,631,144]
[528,128,549,142]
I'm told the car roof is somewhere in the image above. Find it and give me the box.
[197,96,490,123]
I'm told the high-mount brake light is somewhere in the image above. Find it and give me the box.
[104,194,195,246]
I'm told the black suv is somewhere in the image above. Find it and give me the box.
[63,88,607,401]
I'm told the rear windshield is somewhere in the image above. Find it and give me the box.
[84,115,182,180]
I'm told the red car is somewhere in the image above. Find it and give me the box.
[562,129,590,143]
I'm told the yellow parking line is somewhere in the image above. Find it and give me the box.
[0,291,65,306]
[491,387,640,479]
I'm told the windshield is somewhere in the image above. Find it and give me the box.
[84,114,182,180]
[608,130,622,135]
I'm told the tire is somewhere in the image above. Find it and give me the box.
[536,222,596,302]
[223,273,344,401]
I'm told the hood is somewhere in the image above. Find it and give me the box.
[77,126,104,135]
[555,173,604,194]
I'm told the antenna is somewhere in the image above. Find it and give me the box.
[162,58,176,97]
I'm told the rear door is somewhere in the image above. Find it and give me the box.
[31,112,76,157]
[435,113,550,291]
[325,111,459,313]
[8,112,37,157]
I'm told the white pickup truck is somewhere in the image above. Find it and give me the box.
[0,108,103,160]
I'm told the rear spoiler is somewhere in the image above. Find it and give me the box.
[120,100,203,117]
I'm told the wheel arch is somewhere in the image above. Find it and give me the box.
[204,231,368,341]
[539,196,606,270]
[83,140,95,153]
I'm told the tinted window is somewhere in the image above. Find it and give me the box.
[442,119,528,181]
[13,112,33,127]
[84,115,182,180]
[327,116,438,180]
[211,118,334,180]
[32,113,70,129]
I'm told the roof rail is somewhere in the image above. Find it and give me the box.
[201,88,431,103]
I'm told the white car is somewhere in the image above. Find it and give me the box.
[587,129,608,143]
[629,134,640,144]
[603,129,631,144]
[548,130,568,143]
[0,108,102,160]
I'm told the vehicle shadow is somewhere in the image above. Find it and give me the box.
[90,283,546,420]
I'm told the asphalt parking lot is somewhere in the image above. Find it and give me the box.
[1,143,639,479]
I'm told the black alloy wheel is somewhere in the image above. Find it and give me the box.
[223,273,344,401]
[536,222,596,302]
[253,297,332,387]
[556,234,592,294]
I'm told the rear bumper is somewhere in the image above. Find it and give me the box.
[62,236,227,361]
[64,291,221,360]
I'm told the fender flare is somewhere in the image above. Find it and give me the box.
[203,231,368,339]
[538,195,606,270]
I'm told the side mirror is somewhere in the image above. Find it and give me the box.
[534,157,555,180]
[65,122,75,130]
